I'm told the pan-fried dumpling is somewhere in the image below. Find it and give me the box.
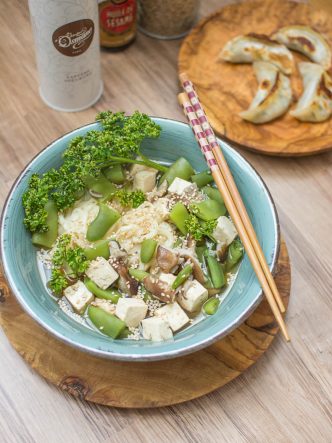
[290,62,332,122]
[272,26,331,70]
[220,34,294,75]
[239,61,292,124]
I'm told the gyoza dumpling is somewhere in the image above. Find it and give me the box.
[239,61,292,124]
[272,26,331,69]
[290,62,332,122]
[220,34,294,74]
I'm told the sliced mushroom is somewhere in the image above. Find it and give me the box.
[147,180,168,202]
[156,246,179,273]
[143,275,175,303]
[186,235,196,251]
[111,259,139,295]
[109,240,127,260]
[216,243,228,262]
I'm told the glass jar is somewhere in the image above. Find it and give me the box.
[138,0,200,40]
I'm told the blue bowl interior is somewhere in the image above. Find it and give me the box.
[1,118,279,360]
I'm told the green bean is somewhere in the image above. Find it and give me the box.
[32,200,58,249]
[226,238,244,271]
[202,186,224,205]
[196,245,208,263]
[172,264,193,289]
[161,157,195,185]
[192,199,226,221]
[84,175,116,199]
[103,164,125,184]
[191,170,214,188]
[84,278,121,303]
[128,268,149,282]
[83,239,110,260]
[203,297,220,315]
[206,255,225,288]
[86,204,120,242]
[88,305,126,339]
[140,239,157,263]
[170,202,190,235]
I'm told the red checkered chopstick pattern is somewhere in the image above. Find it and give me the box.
[181,97,218,172]
[182,79,219,151]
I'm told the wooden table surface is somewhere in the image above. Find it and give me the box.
[1,0,331,441]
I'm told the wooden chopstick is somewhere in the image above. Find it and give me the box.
[178,92,290,342]
[179,73,286,314]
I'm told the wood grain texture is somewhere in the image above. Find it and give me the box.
[0,241,290,409]
[179,0,332,156]
[0,0,332,441]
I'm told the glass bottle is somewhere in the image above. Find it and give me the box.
[99,0,137,49]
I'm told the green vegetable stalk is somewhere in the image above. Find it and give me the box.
[226,238,244,271]
[172,265,193,289]
[161,157,194,185]
[205,255,225,289]
[140,239,157,264]
[84,278,121,303]
[83,175,116,199]
[31,200,58,249]
[203,297,220,315]
[191,170,214,188]
[83,239,110,260]
[128,268,149,282]
[103,164,125,184]
[202,186,224,204]
[86,204,120,242]
[191,200,226,221]
[169,202,190,235]
[88,305,126,339]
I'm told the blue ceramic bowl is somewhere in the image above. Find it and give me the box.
[1,118,280,361]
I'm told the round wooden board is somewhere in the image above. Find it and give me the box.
[179,0,332,156]
[0,240,290,408]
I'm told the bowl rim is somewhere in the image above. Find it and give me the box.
[0,117,280,361]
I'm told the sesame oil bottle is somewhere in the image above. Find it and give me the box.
[99,0,137,49]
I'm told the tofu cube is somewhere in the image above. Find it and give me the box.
[133,170,157,193]
[155,302,189,332]
[168,177,196,195]
[85,257,118,290]
[115,297,148,327]
[178,279,208,312]
[159,273,177,287]
[64,281,94,314]
[141,317,173,342]
[213,216,237,246]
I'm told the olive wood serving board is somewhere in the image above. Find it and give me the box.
[178,0,332,156]
[0,239,290,408]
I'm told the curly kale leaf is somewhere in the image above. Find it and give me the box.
[185,215,217,241]
[49,234,89,295]
[23,111,161,233]
[114,189,146,208]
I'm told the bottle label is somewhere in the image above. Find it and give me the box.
[100,0,136,35]
[52,19,95,57]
